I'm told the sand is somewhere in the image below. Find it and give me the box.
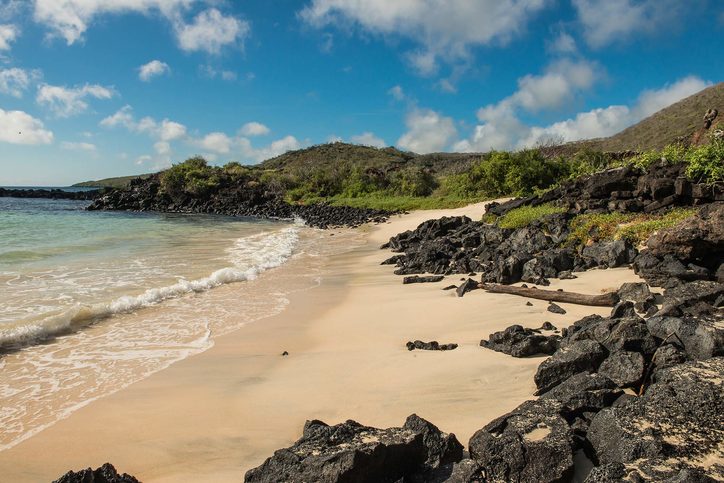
[0,202,645,482]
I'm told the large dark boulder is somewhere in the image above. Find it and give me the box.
[52,463,139,483]
[657,281,724,316]
[646,315,724,360]
[539,372,622,415]
[582,240,637,268]
[587,358,724,481]
[534,340,608,394]
[479,324,560,358]
[647,203,723,267]
[244,414,463,483]
[468,399,576,483]
[597,350,645,388]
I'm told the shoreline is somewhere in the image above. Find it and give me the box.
[0,202,646,482]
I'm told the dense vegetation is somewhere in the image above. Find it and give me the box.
[155,135,722,211]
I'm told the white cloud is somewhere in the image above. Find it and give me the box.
[158,119,186,141]
[138,60,170,81]
[33,0,194,45]
[174,8,250,54]
[154,141,171,155]
[397,108,457,153]
[351,132,386,148]
[37,83,114,117]
[61,141,96,151]
[458,75,712,151]
[572,0,685,48]
[547,31,576,54]
[0,108,54,144]
[195,132,232,154]
[300,0,548,71]
[240,121,270,137]
[101,105,187,141]
[0,67,40,97]
[633,76,711,119]
[0,23,17,50]
[242,135,303,162]
[200,65,238,81]
[388,85,405,101]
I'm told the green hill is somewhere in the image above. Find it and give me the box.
[574,82,723,152]
[73,173,153,188]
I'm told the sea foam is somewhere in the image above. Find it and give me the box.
[0,224,301,351]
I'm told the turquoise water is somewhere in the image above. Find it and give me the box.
[0,196,297,348]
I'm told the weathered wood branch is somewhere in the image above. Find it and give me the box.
[479,283,619,307]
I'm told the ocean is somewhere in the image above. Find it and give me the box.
[0,192,362,450]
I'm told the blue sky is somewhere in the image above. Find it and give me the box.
[0,0,721,185]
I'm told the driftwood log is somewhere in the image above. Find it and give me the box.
[480,283,619,307]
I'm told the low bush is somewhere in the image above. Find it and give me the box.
[567,208,696,248]
[498,203,566,229]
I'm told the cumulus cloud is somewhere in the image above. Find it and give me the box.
[300,0,548,72]
[100,105,187,141]
[61,141,96,151]
[174,8,250,54]
[240,135,304,162]
[195,132,232,154]
[572,0,686,47]
[138,60,170,81]
[0,23,17,50]
[457,75,712,151]
[32,1,248,55]
[351,132,386,148]
[0,108,54,144]
[33,0,193,45]
[397,108,457,153]
[36,83,114,117]
[239,121,270,136]
[0,67,40,97]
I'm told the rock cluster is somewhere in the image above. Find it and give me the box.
[244,414,464,482]
[87,175,391,229]
[0,187,99,200]
[52,463,139,483]
[382,164,722,289]
[406,340,458,351]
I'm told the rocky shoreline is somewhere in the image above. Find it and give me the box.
[86,175,392,229]
[0,187,100,201]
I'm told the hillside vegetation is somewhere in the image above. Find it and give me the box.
[573,82,723,152]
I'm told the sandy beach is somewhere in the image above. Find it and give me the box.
[0,202,645,482]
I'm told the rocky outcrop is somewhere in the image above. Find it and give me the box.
[468,398,576,483]
[52,463,139,483]
[406,340,458,351]
[587,358,724,481]
[244,414,463,483]
[88,175,391,229]
[534,340,608,394]
[479,324,559,357]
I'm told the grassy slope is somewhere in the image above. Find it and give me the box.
[573,82,724,152]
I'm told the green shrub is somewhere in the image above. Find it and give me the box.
[160,156,220,201]
[685,139,724,183]
[498,203,566,229]
[567,208,696,248]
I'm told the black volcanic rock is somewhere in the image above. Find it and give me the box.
[468,399,576,483]
[587,358,724,481]
[534,340,608,394]
[480,324,559,357]
[52,463,139,483]
[406,340,458,351]
[244,414,463,483]
[0,187,99,200]
[403,275,445,284]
